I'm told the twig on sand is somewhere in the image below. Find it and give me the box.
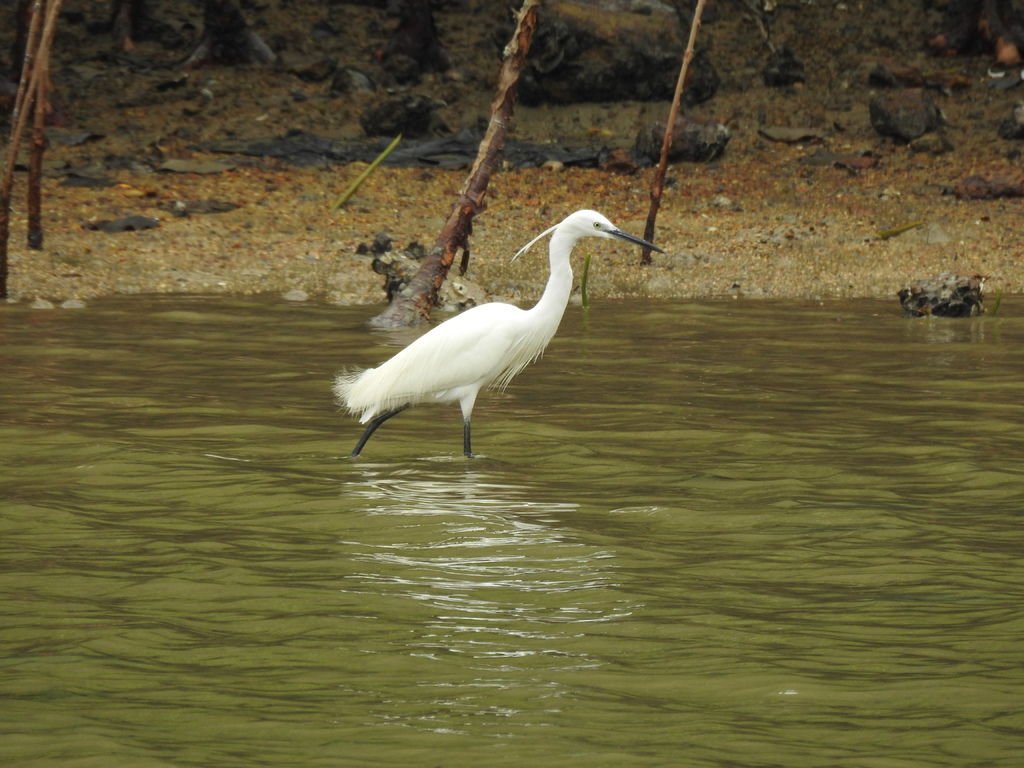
[334,134,403,209]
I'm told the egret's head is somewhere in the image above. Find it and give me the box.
[560,209,616,240]
[513,209,664,261]
[566,209,665,252]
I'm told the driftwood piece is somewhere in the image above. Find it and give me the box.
[368,0,539,329]
[641,0,707,265]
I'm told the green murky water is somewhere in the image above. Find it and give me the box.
[2,296,1022,767]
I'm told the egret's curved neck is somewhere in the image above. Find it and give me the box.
[529,228,576,325]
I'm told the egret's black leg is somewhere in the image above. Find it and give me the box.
[463,420,473,458]
[351,405,409,457]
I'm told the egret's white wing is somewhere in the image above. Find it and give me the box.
[336,303,529,421]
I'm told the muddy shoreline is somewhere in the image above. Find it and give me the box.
[2,1,1023,308]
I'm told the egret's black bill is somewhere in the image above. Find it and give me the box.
[611,229,665,253]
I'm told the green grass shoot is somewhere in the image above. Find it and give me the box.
[334,134,402,209]
[580,252,592,308]
[876,220,924,240]
[989,288,1003,317]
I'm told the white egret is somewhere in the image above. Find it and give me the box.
[334,209,663,457]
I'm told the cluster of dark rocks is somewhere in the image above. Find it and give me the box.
[898,273,987,317]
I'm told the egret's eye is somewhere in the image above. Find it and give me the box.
[593,221,602,230]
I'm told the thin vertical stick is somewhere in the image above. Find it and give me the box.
[1,0,62,294]
[27,2,49,249]
[27,0,62,249]
[1,0,44,297]
[641,0,707,265]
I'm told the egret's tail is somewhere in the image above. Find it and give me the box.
[333,368,375,422]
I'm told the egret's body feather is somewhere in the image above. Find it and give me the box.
[335,209,662,457]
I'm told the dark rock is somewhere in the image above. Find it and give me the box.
[372,232,393,255]
[514,0,714,105]
[763,46,805,87]
[61,170,116,188]
[997,102,1024,139]
[898,273,985,317]
[370,245,426,302]
[634,116,731,164]
[869,89,942,142]
[360,95,441,138]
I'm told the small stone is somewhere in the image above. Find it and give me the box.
[330,67,375,96]
[30,298,55,309]
[282,289,309,302]
[869,89,942,142]
[61,298,87,309]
